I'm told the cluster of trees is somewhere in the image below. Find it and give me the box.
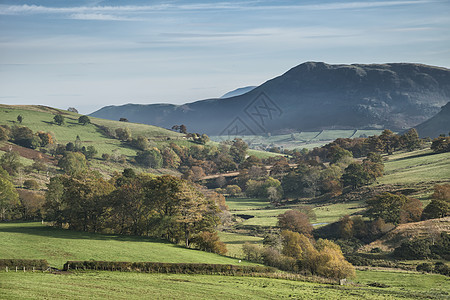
[431,135,450,153]
[242,229,355,279]
[0,125,54,150]
[0,166,19,221]
[279,129,422,158]
[44,170,225,251]
[394,232,449,261]
[240,208,355,279]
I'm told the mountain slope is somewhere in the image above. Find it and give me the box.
[220,86,256,98]
[414,102,450,138]
[90,62,450,135]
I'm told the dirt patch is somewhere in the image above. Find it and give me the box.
[0,142,57,165]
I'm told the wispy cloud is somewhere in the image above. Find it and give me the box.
[69,13,140,21]
[0,1,436,16]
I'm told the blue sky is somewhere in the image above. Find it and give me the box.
[1,0,449,114]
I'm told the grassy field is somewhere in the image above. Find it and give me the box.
[211,130,385,151]
[0,222,254,268]
[1,269,448,299]
[378,149,450,185]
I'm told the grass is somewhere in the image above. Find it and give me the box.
[217,232,263,258]
[226,197,271,211]
[0,222,255,268]
[378,149,450,185]
[313,201,366,225]
[1,269,449,299]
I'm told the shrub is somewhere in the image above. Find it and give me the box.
[0,259,48,270]
[23,179,40,190]
[434,262,450,276]
[416,263,433,273]
[192,231,227,255]
[63,261,275,275]
[393,238,432,259]
[242,242,264,263]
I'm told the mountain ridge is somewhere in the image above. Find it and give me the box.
[91,62,450,136]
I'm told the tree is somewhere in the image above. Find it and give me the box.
[314,239,356,279]
[366,192,409,225]
[53,114,65,125]
[135,149,163,168]
[0,150,22,176]
[115,128,131,141]
[277,210,313,236]
[81,145,98,160]
[0,167,19,220]
[401,128,421,151]
[67,107,78,113]
[131,136,150,150]
[431,137,450,153]
[23,179,39,190]
[422,200,449,219]
[78,115,90,125]
[338,215,354,239]
[179,124,187,134]
[17,115,23,124]
[400,197,423,223]
[192,231,227,254]
[229,138,248,164]
[57,152,88,177]
[342,163,373,189]
[432,184,450,201]
[10,126,40,149]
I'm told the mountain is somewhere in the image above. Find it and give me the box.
[414,101,450,138]
[90,62,450,136]
[220,86,256,99]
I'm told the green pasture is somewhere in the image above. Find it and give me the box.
[1,269,448,299]
[378,150,450,185]
[0,222,252,268]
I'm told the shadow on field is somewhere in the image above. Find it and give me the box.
[0,222,173,245]
[390,151,437,162]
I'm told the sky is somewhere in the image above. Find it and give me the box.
[1,0,449,114]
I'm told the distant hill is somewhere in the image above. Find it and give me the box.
[414,102,450,138]
[90,62,450,135]
[220,86,256,99]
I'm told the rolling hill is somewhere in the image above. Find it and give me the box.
[414,101,450,138]
[90,62,450,135]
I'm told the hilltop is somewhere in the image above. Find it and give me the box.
[91,62,450,135]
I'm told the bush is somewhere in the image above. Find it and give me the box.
[393,238,432,259]
[23,179,40,190]
[416,262,433,273]
[434,262,450,276]
[192,231,227,255]
[0,259,48,270]
[63,261,275,274]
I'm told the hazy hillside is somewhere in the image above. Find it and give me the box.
[414,101,450,138]
[220,86,256,98]
[90,62,450,135]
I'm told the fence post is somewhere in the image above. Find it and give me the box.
[33,267,35,272]
[23,266,26,272]
[15,266,18,272]
[5,266,8,272]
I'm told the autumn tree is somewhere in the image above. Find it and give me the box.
[277,210,313,237]
[366,192,415,225]
[192,231,227,254]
